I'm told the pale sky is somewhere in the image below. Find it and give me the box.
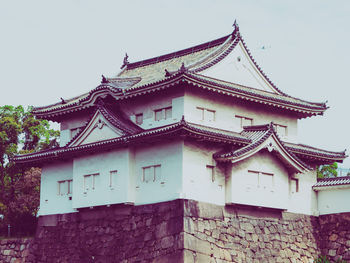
[1,1,350,167]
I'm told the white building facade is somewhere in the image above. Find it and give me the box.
[14,23,346,216]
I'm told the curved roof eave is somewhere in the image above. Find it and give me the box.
[33,71,327,120]
[12,118,248,165]
[214,123,312,173]
[31,25,328,120]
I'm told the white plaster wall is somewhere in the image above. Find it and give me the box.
[183,89,298,143]
[227,151,290,209]
[72,148,134,209]
[60,114,90,146]
[134,140,183,205]
[182,141,226,205]
[39,161,76,215]
[288,169,318,215]
[317,187,350,215]
[202,41,276,93]
[120,89,184,130]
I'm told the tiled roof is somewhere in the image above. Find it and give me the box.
[284,142,346,163]
[13,117,346,166]
[32,25,327,119]
[98,105,142,135]
[65,104,143,147]
[213,123,312,172]
[13,118,248,165]
[185,73,326,112]
[313,176,350,189]
[214,124,272,159]
[121,34,233,82]
[214,123,346,164]
[33,72,327,120]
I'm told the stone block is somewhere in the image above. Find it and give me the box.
[328,233,338,241]
[152,250,183,263]
[183,250,195,263]
[194,252,216,263]
[328,249,336,257]
[184,200,223,220]
[184,217,196,234]
[184,233,212,256]
[161,236,174,249]
[37,214,58,227]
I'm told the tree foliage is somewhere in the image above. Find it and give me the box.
[316,162,338,179]
[0,105,59,235]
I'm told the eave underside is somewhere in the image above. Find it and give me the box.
[33,74,327,122]
[13,121,345,167]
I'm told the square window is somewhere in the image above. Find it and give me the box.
[84,174,99,190]
[92,174,99,189]
[154,165,161,182]
[58,180,73,195]
[142,165,162,183]
[109,170,118,187]
[235,115,243,128]
[206,110,215,122]
[197,107,215,122]
[142,167,152,182]
[235,115,253,128]
[247,170,259,188]
[196,107,205,121]
[242,117,252,127]
[58,181,67,196]
[273,124,287,137]
[136,114,143,125]
[84,175,92,191]
[67,180,73,195]
[260,172,274,189]
[155,109,163,121]
[206,165,215,182]
[165,107,172,119]
[291,178,299,193]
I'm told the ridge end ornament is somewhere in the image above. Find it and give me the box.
[121,53,129,69]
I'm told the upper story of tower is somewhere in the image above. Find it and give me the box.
[30,22,328,147]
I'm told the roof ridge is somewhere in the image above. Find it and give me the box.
[216,122,312,171]
[125,34,231,70]
[216,128,271,159]
[242,123,271,131]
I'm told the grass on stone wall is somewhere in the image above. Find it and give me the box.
[314,255,347,263]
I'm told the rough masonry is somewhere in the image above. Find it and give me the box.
[0,200,349,263]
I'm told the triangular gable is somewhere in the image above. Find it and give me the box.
[200,40,279,94]
[215,124,310,173]
[68,109,128,147]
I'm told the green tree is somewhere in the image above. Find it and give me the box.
[0,105,59,235]
[316,162,338,179]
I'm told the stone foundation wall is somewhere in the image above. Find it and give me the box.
[0,200,349,262]
[318,212,350,261]
[182,200,321,263]
[30,200,184,263]
[0,238,33,263]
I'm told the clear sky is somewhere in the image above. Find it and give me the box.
[1,0,349,166]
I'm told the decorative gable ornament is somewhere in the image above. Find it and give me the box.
[68,109,125,147]
[214,123,311,173]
